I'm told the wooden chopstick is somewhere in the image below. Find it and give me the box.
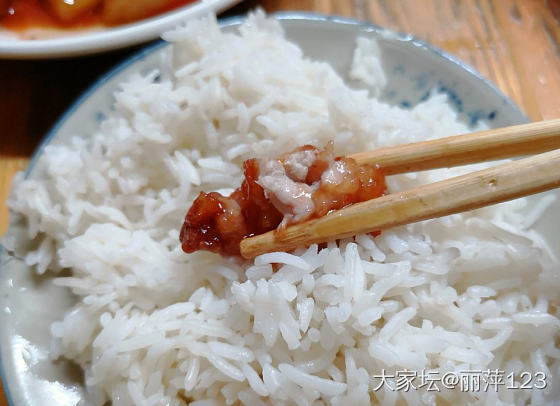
[350,118,560,175]
[240,120,560,259]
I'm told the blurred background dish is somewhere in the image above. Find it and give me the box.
[0,0,241,58]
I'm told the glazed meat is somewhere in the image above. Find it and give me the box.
[46,0,101,22]
[0,0,12,17]
[1,0,195,30]
[102,0,177,25]
[180,159,283,256]
[180,143,386,256]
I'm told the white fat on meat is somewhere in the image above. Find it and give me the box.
[257,151,318,224]
[321,160,349,186]
[283,149,317,181]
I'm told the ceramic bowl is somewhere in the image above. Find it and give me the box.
[3,12,554,406]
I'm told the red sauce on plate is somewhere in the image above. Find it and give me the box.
[1,0,196,31]
[180,144,386,256]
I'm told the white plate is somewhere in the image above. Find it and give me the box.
[2,12,557,406]
[0,0,240,58]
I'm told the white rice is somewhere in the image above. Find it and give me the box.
[4,11,560,406]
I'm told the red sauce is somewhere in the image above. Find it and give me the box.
[1,0,196,31]
[180,145,386,256]
[180,159,284,256]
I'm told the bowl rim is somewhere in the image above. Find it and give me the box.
[0,11,529,406]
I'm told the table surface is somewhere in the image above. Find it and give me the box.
[1,0,559,404]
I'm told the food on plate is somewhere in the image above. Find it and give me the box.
[102,0,184,25]
[180,143,386,256]
[45,0,99,23]
[0,0,11,17]
[4,12,560,406]
[0,0,196,31]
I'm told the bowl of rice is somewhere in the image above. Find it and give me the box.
[1,10,559,406]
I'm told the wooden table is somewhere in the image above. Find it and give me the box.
[0,0,558,404]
